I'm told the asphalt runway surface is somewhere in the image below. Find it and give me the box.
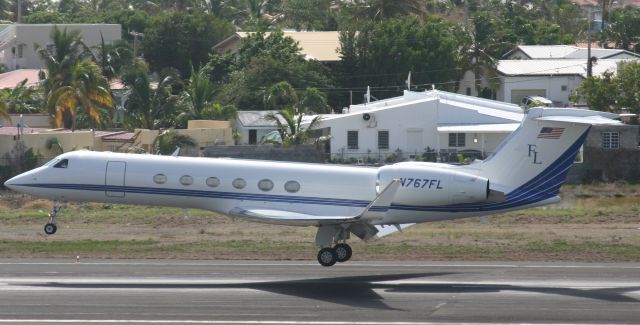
[0,259,639,324]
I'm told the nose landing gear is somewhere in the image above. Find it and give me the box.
[44,202,61,235]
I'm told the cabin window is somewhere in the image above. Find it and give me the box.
[153,174,167,184]
[258,179,274,192]
[206,177,220,187]
[179,175,193,186]
[232,178,246,189]
[53,159,68,168]
[284,180,300,193]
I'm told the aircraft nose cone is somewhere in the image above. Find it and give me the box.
[4,174,20,190]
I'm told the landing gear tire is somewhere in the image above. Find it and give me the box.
[317,248,338,267]
[334,243,352,263]
[44,223,57,235]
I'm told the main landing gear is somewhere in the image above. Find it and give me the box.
[315,225,353,267]
[317,243,353,267]
[44,202,61,235]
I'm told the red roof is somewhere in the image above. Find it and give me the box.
[0,69,42,89]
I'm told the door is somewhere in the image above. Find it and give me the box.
[105,161,126,197]
[406,129,423,157]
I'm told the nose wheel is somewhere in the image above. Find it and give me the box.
[44,202,61,235]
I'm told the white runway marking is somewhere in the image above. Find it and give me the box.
[1,261,640,269]
[0,320,592,325]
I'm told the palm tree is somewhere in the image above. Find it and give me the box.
[37,26,92,124]
[353,0,426,21]
[156,129,196,155]
[46,60,114,130]
[90,34,133,81]
[122,60,183,130]
[265,106,322,146]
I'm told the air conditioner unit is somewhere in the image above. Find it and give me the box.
[362,113,371,121]
[363,113,377,128]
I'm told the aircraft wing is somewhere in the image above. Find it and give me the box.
[228,207,361,226]
[229,179,402,227]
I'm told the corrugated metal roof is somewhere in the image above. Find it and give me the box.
[498,59,628,78]
[514,45,638,60]
[237,110,283,127]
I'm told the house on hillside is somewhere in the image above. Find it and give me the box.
[0,24,121,71]
[213,31,341,64]
[458,45,640,107]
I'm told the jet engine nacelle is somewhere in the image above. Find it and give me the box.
[378,163,490,205]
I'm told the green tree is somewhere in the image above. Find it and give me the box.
[90,35,133,80]
[0,79,43,114]
[338,16,467,96]
[46,60,114,130]
[157,129,196,155]
[612,61,640,115]
[122,60,183,129]
[599,7,640,51]
[177,65,237,126]
[572,72,617,112]
[349,0,426,21]
[265,106,322,146]
[36,26,93,124]
[280,0,334,31]
[141,11,235,76]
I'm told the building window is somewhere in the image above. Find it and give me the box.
[232,178,246,189]
[347,131,358,149]
[17,44,24,58]
[284,180,300,193]
[153,174,167,184]
[601,132,620,149]
[561,85,568,92]
[206,177,220,187]
[179,175,193,186]
[448,133,466,147]
[378,131,389,150]
[258,179,274,192]
[466,87,471,96]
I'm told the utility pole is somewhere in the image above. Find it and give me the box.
[601,0,607,31]
[129,30,144,58]
[17,0,22,23]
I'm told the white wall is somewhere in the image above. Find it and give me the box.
[499,75,583,106]
[0,24,121,70]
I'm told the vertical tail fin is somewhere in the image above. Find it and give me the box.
[469,108,620,197]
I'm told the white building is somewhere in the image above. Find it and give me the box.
[458,45,640,106]
[234,110,280,145]
[0,24,121,71]
[312,90,523,162]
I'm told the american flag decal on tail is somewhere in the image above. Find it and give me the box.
[537,127,565,139]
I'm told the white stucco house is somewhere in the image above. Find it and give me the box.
[234,110,280,145]
[458,45,640,106]
[0,24,121,71]
[310,90,524,162]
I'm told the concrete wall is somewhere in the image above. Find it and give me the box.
[0,130,95,165]
[203,144,325,162]
[0,24,121,70]
[1,114,50,128]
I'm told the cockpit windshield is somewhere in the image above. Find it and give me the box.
[44,158,60,167]
[53,159,68,169]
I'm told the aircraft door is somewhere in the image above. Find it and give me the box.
[105,161,126,197]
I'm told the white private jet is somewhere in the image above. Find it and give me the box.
[4,107,620,266]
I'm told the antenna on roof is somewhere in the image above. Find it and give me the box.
[431,84,435,90]
[365,86,370,104]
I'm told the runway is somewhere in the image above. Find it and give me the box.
[0,259,639,324]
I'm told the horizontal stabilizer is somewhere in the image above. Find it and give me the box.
[228,207,360,226]
[535,115,621,125]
